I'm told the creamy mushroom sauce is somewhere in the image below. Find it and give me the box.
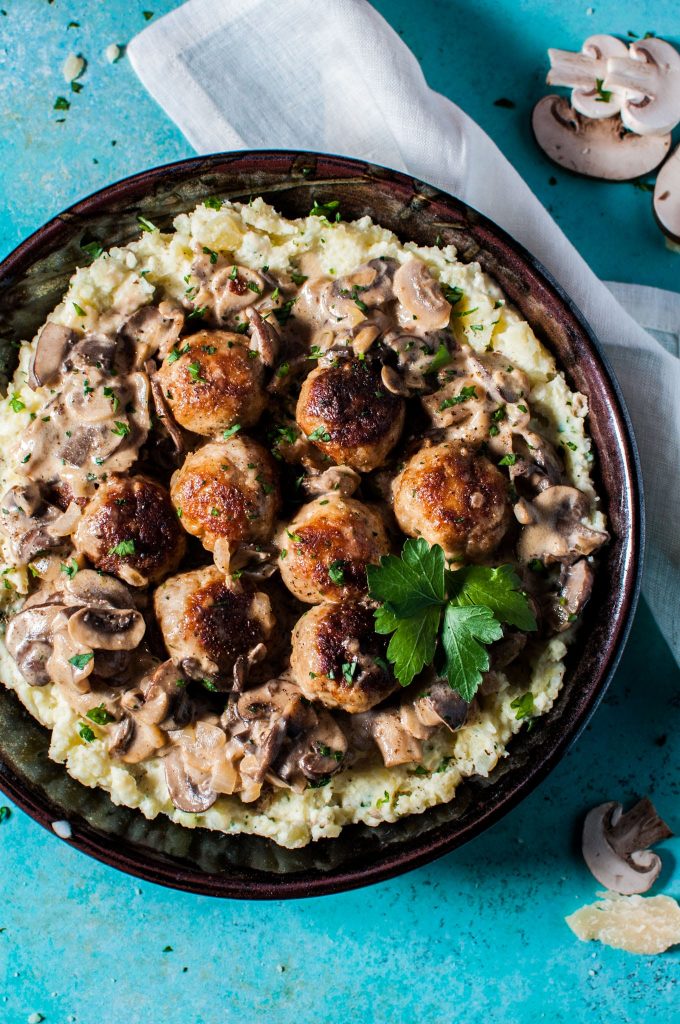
[0,199,607,848]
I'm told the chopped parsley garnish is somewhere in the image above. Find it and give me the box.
[439,385,476,411]
[187,305,207,320]
[246,281,261,294]
[273,298,296,326]
[528,559,545,573]
[309,199,341,221]
[563,440,578,451]
[517,404,528,413]
[498,453,517,466]
[72,302,86,317]
[83,379,94,396]
[0,806,11,824]
[376,790,390,807]
[111,420,130,437]
[222,423,241,439]
[78,723,96,743]
[9,394,25,413]
[595,78,612,103]
[328,560,346,585]
[491,405,506,423]
[202,679,217,692]
[442,284,464,305]
[367,538,536,700]
[54,96,70,111]
[108,538,135,557]
[308,426,331,442]
[342,660,358,683]
[187,360,203,383]
[286,529,302,543]
[256,474,274,495]
[137,214,157,233]
[69,652,94,670]
[204,196,223,210]
[103,386,119,411]
[81,241,103,261]
[453,306,479,318]
[142,10,154,20]
[60,558,79,579]
[167,343,190,364]
[276,361,290,378]
[510,692,535,721]
[202,246,218,264]
[308,776,331,788]
[86,704,115,726]
[290,271,308,285]
[425,345,452,375]
[20,454,31,464]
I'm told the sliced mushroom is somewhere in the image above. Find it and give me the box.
[120,302,184,364]
[5,602,67,686]
[114,719,166,765]
[653,142,680,243]
[515,485,609,565]
[246,308,279,367]
[412,680,469,732]
[0,484,76,563]
[548,558,594,631]
[532,95,671,180]
[547,34,628,119]
[302,464,361,498]
[30,322,76,389]
[371,708,423,767]
[67,606,145,651]
[393,259,452,331]
[148,364,185,453]
[582,798,673,894]
[605,37,680,136]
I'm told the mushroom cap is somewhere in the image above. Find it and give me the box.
[547,35,628,120]
[532,95,671,181]
[653,142,680,243]
[582,799,673,895]
[605,38,680,136]
[393,259,452,331]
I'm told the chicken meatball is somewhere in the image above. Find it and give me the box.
[154,565,275,689]
[157,329,266,435]
[171,436,280,562]
[74,475,186,586]
[275,496,389,604]
[290,600,397,713]
[296,359,405,472]
[392,442,511,561]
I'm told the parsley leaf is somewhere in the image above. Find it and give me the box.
[447,564,537,631]
[441,604,503,700]
[510,692,535,721]
[367,539,536,701]
[86,703,115,725]
[366,537,445,617]
[69,652,94,670]
[379,604,441,688]
[108,538,135,557]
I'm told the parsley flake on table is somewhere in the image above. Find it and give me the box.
[367,538,536,700]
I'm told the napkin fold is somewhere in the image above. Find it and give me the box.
[128,0,680,660]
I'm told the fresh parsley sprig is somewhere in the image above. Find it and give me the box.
[367,538,536,701]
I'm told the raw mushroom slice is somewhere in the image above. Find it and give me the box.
[653,143,680,243]
[582,798,673,895]
[547,34,628,119]
[532,96,671,180]
[605,37,680,136]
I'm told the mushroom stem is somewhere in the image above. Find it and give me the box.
[606,798,673,857]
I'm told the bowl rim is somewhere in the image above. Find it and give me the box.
[0,149,644,899]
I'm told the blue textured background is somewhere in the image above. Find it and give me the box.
[0,3,678,1023]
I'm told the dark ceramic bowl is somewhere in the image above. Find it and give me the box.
[0,151,643,899]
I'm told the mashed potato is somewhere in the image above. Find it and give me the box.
[0,199,604,848]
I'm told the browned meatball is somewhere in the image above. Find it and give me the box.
[154,566,275,688]
[392,442,511,561]
[171,436,280,556]
[290,600,397,713]
[275,496,390,604]
[296,359,405,471]
[74,475,186,586]
[157,330,266,435]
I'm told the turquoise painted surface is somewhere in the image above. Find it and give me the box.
[0,3,678,1023]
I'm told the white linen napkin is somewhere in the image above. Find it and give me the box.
[128,0,680,660]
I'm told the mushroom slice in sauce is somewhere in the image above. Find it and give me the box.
[393,259,452,331]
[29,322,77,389]
[515,485,608,565]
